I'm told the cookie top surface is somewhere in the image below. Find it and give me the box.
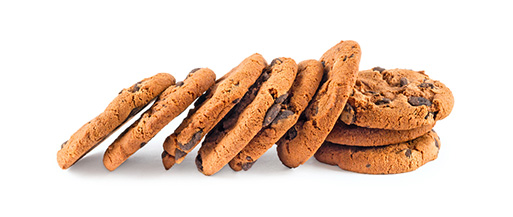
[276,40,361,168]
[340,68,454,130]
[196,57,298,175]
[325,121,435,147]
[315,130,440,174]
[161,53,267,169]
[57,73,175,169]
[229,59,323,171]
[103,68,215,171]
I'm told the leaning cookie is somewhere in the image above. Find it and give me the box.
[161,53,267,170]
[276,40,361,168]
[103,68,215,171]
[57,73,175,169]
[229,59,323,171]
[325,121,435,147]
[315,130,441,174]
[340,68,454,130]
[196,58,298,176]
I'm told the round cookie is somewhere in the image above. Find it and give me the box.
[196,57,298,176]
[340,68,454,130]
[161,53,267,170]
[57,73,175,169]
[315,130,441,174]
[229,59,324,171]
[276,40,361,168]
[103,68,215,171]
[325,121,435,147]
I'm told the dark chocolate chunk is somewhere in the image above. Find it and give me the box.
[189,68,201,74]
[400,77,409,87]
[365,90,378,95]
[342,56,347,61]
[405,149,412,158]
[272,110,294,125]
[161,151,168,159]
[366,164,371,168]
[375,98,391,105]
[175,149,187,160]
[269,58,283,68]
[242,161,255,171]
[284,127,298,140]
[434,139,439,149]
[419,82,435,88]
[275,93,289,104]
[140,142,147,148]
[246,156,252,161]
[175,81,184,87]
[321,61,325,68]
[263,104,282,128]
[341,103,356,124]
[179,130,204,151]
[408,96,432,106]
[349,54,354,58]
[372,67,385,73]
[195,154,203,172]
[60,140,68,149]
[131,81,143,93]
[232,98,241,104]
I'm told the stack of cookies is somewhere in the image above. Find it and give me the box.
[57,40,454,175]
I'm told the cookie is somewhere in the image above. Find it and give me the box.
[325,121,435,147]
[103,68,215,171]
[276,40,361,168]
[229,59,323,171]
[57,73,175,169]
[315,130,441,174]
[339,68,454,130]
[161,53,267,170]
[196,57,298,176]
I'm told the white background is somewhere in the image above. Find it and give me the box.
[1,0,511,216]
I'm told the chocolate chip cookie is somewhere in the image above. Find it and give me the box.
[276,40,361,168]
[196,57,297,176]
[229,59,323,171]
[103,68,215,171]
[340,68,454,130]
[315,130,441,174]
[161,53,267,170]
[325,121,435,147]
[57,73,175,169]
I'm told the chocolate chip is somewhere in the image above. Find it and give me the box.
[375,98,391,105]
[365,91,378,95]
[232,98,241,104]
[400,77,409,87]
[312,106,319,116]
[321,61,326,68]
[242,161,255,171]
[272,110,294,125]
[194,91,209,107]
[435,139,440,149]
[372,67,385,73]
[263,104,282,128]
[175,149,186,160]
[408,96,432,107]
[60,140,68,149]
[195,154,203,172]
[341,103,356,124]
[178,130,203,151]
[130,81,143,93]
[419,82,435,88]
[260,71,270,82]
[405,149,412,158]
[366,164,371,168]
[343,56,347,61]
[275,93,289,104]
[176,81,184,87]
[189,68,201,74]
[246,156,252,161]
[269,58,283,68]
[140,142,147,148]
[284,127,298,140]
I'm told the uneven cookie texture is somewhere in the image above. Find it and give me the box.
[325,121,435,147]
[161,53,267,170]
[103,68,215,171]
[57,73,175,169]
[340,68,454,130]
[196,57,297,176]
[229,59,323,171]
[315,130,440,174]
[276,40,361,168]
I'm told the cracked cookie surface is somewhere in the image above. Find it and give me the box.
[340,68,454,130]
[315,130,440,174]
[57,73,175,169]
[103,68,215,171]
